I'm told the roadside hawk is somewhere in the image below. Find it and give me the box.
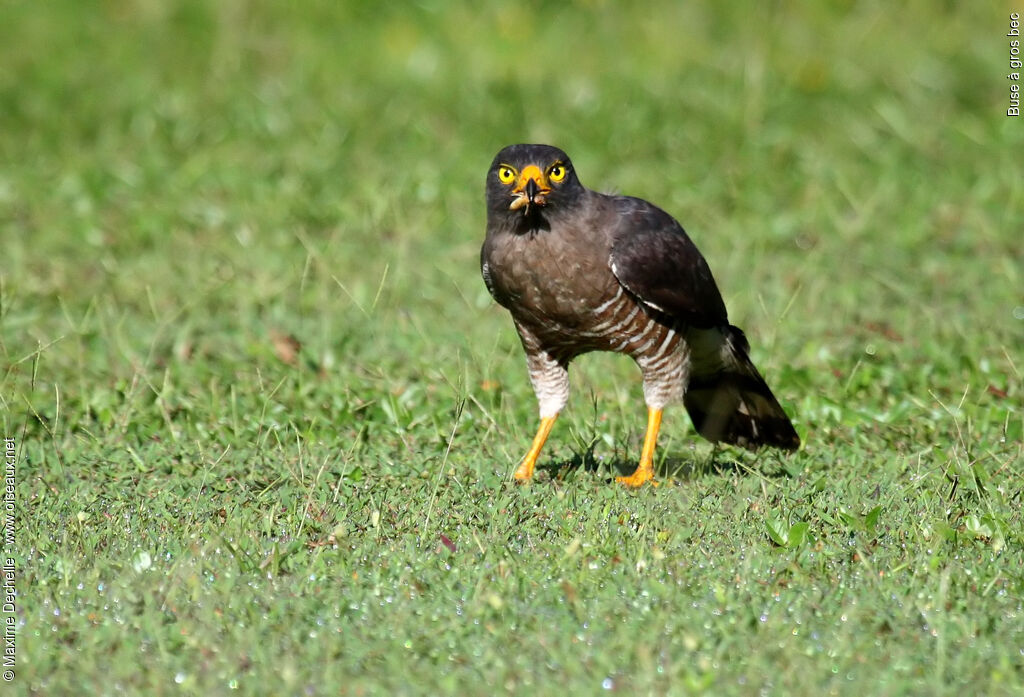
[481,144,799,487]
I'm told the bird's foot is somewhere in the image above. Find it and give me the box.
[615,466,658,488]
[512,462,535,483]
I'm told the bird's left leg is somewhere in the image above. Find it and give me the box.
[513,345,569,482]
[616,406,662,487]
[619,353,686,487]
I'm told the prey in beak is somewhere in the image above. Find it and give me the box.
[509,165,550,212]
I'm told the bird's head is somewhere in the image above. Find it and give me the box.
[486,144,584,231]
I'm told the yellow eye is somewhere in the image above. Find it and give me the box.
[498,166,516,184]
[548,164,566,182]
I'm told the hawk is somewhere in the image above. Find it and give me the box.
[481,144,799,486]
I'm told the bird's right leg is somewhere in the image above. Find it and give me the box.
[513,414,558,481]
[513,347,569,482]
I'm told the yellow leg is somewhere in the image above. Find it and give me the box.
[513,415,558,482]
[616,407,662,487]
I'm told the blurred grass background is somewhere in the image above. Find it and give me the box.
[1,1,1021,695]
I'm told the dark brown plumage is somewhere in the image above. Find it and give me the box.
[481,144,799,486]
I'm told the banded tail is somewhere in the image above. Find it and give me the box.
[683,326,800,450]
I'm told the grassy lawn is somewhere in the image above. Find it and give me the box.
[2,1,1021,694]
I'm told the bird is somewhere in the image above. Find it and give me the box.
[480,143,799,487]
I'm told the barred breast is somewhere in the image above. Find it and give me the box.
[522,283,692,410]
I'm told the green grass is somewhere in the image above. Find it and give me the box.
[2,1,1022,695]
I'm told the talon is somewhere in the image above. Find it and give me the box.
[616,468,657,488]
[513,462,534,483]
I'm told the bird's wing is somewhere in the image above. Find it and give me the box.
[608,196,728,328]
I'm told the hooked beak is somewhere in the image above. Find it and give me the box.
[509,165,550,211]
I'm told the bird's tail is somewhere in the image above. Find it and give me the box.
[683,326,800,451]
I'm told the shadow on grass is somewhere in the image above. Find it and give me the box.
[533,448,787,483]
